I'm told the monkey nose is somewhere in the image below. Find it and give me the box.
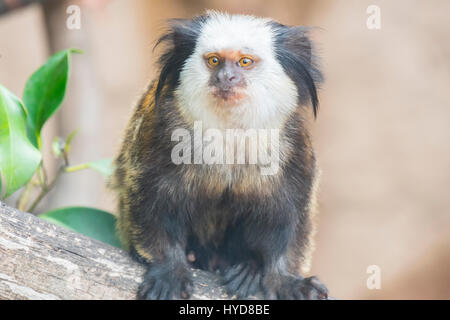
[221,74,241,87]
[228,75,237,83]
[228,73,243,84]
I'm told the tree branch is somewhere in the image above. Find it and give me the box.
[0,202,231,300]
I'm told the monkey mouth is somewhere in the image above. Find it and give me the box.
[212,88,246,105]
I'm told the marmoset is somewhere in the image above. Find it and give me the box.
[111,11,328,300]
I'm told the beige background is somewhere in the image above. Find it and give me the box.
[1,0,449,299]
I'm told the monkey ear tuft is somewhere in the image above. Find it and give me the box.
[154,16,208,105]
[270,23,323,118]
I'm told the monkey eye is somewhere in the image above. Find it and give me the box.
[207,55,220,67]
[238,57,254,68]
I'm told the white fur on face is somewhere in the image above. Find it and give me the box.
[175,12,298,130]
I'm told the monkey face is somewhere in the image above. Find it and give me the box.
[203,50,259,105]
[173,13,296,128]
[160,11,322,128]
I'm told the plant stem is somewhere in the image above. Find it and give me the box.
[16,179,35,211]
[40,163,49,186]
[65,163,89,173]
[27,166,65,214]
[36,164,44,186]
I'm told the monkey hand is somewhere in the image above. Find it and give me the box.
[263,274,328,300]
[222,261,263,299]
[137,262,193,300]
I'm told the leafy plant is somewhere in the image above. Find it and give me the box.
[24,49,82,148]
[0,49,121,248]
[40,207,121,248]
[0,85,41,198]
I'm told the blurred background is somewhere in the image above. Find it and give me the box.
[1,0,449,299]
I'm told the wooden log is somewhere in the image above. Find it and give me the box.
[0,202,230,300]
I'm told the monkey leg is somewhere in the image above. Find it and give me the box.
[219,210,294,299]
[126,192,194,300]
[259,223,328,300]
[260,225,328,300]
[137,245,193,300]
[220,206,327,300]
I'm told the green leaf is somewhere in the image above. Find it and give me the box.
[87,158,114,177]
[39,206,122,248]
[0,85,42,198]
[23,49,82,148]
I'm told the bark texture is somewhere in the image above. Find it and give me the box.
[0,202,231,300]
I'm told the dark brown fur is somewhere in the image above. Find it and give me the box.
[111,15,327,300]
[111,80,327,299]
